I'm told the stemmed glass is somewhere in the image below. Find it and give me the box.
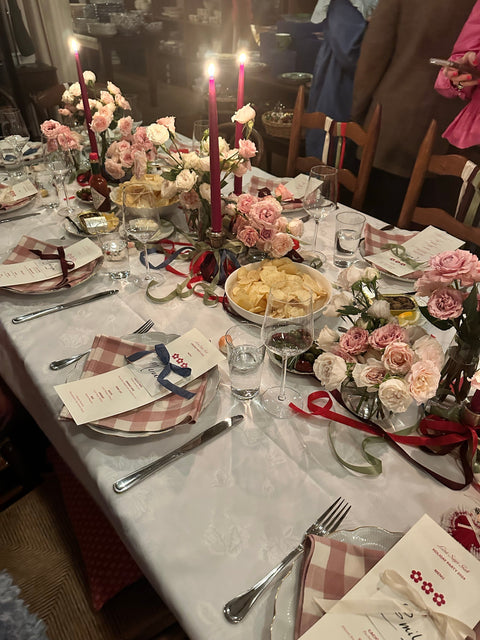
[302,165,338,250]
[1,108,30,179]
[44,146,75,216]
[261,287,314,418]
[122,184,164,288]
[191,119,209,155]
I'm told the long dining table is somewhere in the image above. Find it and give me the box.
[0,163,478,640]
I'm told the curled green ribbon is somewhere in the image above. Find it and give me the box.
[381,243,425,270]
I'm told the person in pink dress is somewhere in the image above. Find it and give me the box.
[435,1,480,149]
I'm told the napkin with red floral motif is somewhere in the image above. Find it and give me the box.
[2,235,101,293]
[59,334,209,433]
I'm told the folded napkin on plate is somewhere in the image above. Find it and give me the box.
[59,334,209,433]
[363,223,416,257]
[0,194,34,212]
[295,535,384,639]
[2,235,101,293]
[247,176,303,210]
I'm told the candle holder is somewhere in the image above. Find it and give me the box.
[460,403,480,427]
[206,227,226,249]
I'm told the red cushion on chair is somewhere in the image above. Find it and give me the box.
[48,448,142,610]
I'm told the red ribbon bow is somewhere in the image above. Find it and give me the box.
[29,245,75,290]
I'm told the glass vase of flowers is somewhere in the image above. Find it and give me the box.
[415,249,480,404]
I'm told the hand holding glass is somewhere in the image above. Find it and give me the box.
[302,165,338,250]
[261,288,314,418]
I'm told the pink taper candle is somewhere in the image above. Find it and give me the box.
[234,52,246,196]
[70,38,98,155]
[208,64,222,233]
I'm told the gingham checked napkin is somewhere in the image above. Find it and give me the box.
[59,334,208,433]
[2,235,101,293]
[295,535,385,639]
[363,223,417,257]
[247,176,303,210]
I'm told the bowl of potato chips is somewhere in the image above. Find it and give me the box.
[225,257,332,325]
[111,175,178,218]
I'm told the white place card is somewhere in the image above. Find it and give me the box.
[285,173,310,199]
[0,238,102,287]
[365,226,464,277]
[300,514,480,639]
[54,328,224,425]
[0,179,37,204]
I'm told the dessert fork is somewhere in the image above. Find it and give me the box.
[223,497,351,623]
[49,318,154,370]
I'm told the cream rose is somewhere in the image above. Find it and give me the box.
[352,359,387,391]
[367,300,392,320]
[313,353,348,391]
[182,152,202,170]
[199,182,211,202]
[378,378,412,413]
[412,335,444,370]
[83,70,96,85]
[232,104,256,124]
[175,169,197,192]
[322,291,354,317]
[69,82,81,97]
[316,326,338,350]
[381,342,415,375]
[407,361,441,404]
[146,123,170,146]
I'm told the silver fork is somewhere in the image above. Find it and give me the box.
[49,319,154,370]
[223,497,351,624]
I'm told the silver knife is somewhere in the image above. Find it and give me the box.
[0,212,42,224]
[11,289,119,324]
[113,415,244,493]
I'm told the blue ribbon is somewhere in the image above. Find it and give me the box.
[126,343,196,399]
[139,246,192,270]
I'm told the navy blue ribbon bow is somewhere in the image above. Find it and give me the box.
[126,343,195,399]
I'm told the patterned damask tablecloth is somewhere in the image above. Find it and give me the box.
[0,165,475,640]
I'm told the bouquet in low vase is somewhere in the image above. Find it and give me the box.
[312,264,444,423]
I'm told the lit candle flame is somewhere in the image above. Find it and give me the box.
[208,63,215,78]
[238,52,247,65]
[70,38,79,54]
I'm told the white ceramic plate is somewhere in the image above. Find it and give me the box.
[67,332,220,438]
[224,261,333,325]
[0,192,38,214]
[359,239,421,284]
[270,526,403,640]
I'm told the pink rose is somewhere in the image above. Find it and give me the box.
[275,183,295,201]
[412,335,444,369]
[368,324,408,350]
[427,287,465,319]
[156,116,176,133]
[414,271,446,296]
[233,160,251,177]
[339,327,369,356]
[237,225,259,247]
[115,94,131,110]
[328,345,357,364]
[381,341,415,375]
[353,359,387,390]
[249,196,282,228]
[119,149,134,168]
[118,116,133,137]
[56,128,81,151]
[179,189,200,210]
[236,193,257,214]
[100,90,114,104]
[269,232,294,257]
[40,119,63,138]
[238,139,257,159]
[407,360,441,404]
[90,113,111,134]
[133,149,147,179]
[58,108,71,117]
[429,250,480,285]
[104,158,125,180]
[107,81,121,94]
[276,216,288,232]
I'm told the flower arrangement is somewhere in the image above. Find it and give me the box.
[103,117,156,181]
[415,249,480,403]
[40,119,83,152]
[145,107,257,238]
[312,265,444,416]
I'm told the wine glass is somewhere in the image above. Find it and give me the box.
[1,108,30,178]
[261,286,314,418]
[122,184,164,288]
[44,146,75,216]
[191,120,210,155]
[302,165,338,250]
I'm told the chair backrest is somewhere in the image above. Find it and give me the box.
[218,122,265,168]
[285,84,381,210]
[397,119,480,246]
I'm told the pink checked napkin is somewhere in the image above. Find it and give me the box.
[59,334,208,433]
[247,176,303,211]
[363,223,417,256]
[2,235,101,293]
[0,183,36,212]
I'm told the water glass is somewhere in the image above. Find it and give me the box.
[192,119,210,155]
[100,230,130,279]
[302,165,338,250]
[225,324,265,400]
[333,211,365,268]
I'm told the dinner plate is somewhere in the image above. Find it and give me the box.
[68,332,220,438]
[270,526,403,640]
[0,192,38,214]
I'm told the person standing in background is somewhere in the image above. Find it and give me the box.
[434,2,480,151]
[351,0,476,224]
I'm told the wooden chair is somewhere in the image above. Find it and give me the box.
[218,122,265,168]
[286,84,381,211]
[397,119,480,246]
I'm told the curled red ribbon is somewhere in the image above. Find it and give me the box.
[29,245,75,289]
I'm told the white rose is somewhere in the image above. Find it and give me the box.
[363,267,379,281]
[182,152,201,170]
[62,89,74,104]
[378,378,412,413]
[218,136,230,156]
[146,123,170,146]
[323,291,354,317]
[353,359,387,391]
[232,103,256,124]
[313,353,347,391]
[175,169,197,192]
[316,326,339,350]
[412,335,444,369]
[199,182,211,202]
[367,299,392,320]
[407,361,441,404]
[83,70,96,85]
[336,265,365,289]
[286,218,304,237]
[69,82,81,97]
[197,156,211,172]
[160,179,178,200]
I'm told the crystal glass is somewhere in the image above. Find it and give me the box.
[261,287,314,418]
[1,107,30,178]
[191,119,210,155]
[333,210,365,268]
[43,146,75,216]
[122,183,164,288]
[302,165,338,250]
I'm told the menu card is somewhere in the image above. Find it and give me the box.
[365,226,464,277]
[0,238,102,287]
[0,179,37,205]
[54,328,224,425]
[300,514,480,639]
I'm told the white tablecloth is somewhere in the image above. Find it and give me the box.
[0,167,476,640]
